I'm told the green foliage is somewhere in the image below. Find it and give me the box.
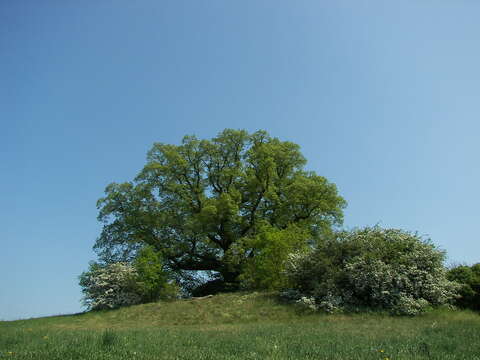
[93,129,346,290]
[133,246,177,303]
[283,226,458,315]
[238,224,309,290]
[447,263,480,310]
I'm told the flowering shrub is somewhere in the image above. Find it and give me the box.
[296,296,318,311]
[282,226,458,315]
[79,262,141,310]
[80,245,178,310]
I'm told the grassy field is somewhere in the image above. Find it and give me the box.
[1,292,479,359]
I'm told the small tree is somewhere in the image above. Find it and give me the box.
[80,246,177,310]
[133,246,178,302]
[79,262,141,310]
[238,224,309,290]
[283,226,458,315]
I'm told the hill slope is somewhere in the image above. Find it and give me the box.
[4,292,299,330]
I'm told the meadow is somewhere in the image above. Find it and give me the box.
[1,293,479,359]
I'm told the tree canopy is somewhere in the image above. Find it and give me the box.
[93,129,346,290]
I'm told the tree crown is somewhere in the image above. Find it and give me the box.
[94,129,346,286]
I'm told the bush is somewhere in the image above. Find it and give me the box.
[282,226,458,315]
[79,249,177,310]
[447,263,480,310]
[79,262,141,310]
[133,246,178,302]
[237,224,309,290]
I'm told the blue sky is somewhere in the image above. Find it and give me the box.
[1,0,479,320]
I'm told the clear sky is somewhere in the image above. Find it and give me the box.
[1,0,479,321]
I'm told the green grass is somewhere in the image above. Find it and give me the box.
[1,292,479,359]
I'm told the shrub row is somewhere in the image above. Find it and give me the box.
[80,226,477,315]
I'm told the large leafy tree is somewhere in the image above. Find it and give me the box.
[94,129,346,288]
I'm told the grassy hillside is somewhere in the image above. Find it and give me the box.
[1,292,480,359]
